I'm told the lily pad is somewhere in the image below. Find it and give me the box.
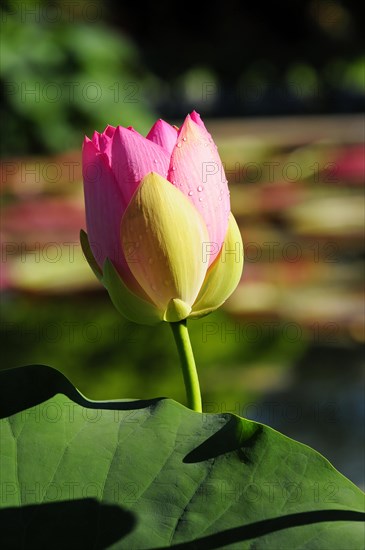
[0,365,364,549]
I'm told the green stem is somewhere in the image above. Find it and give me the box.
[170,320,202,412]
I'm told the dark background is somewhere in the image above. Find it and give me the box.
[108,0,365,117]
[1,0,364,156]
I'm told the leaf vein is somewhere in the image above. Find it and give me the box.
[169,456,216,544]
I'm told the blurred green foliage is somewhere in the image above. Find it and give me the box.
[1,0,156,156]
[0,292,306,409]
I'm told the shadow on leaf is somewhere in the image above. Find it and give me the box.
[0,498,135,550]
[163,509,365,549]
[184,414,263,463]
[0,364,162,419]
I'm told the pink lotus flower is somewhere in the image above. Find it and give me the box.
[81,112,243,324]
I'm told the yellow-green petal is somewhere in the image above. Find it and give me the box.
[164,298,192,322]
[103,258,163,326]
[190,213,244,319]
[80,229,102,281]
[121,172,209,319]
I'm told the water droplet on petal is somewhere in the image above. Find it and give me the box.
[148,257,154,265]
[172,166,176,171]
[153,159,158,163]
[139,234,143,240]
[182,137,187,141]
[220,189,224,195]
[197,185,203,192]
[172,180,176,184]
[199,197,203,202]
[188,191,193,196]
[176,142,182,148]
[218,196,222,201]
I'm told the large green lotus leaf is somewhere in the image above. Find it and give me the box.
[0,365,364,549]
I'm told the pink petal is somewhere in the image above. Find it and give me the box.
[189,110,205,130]
[146,119,178,155]
[90,126,116,159]
[104,125,116,138]
[167,115,230,264]
[98,125,116,158]
[92,131,101,149]
[110,126,171,206]
[127,126,141,134]
[189,110,229,180]
[82,137,136,289]
[189,112,221,160]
